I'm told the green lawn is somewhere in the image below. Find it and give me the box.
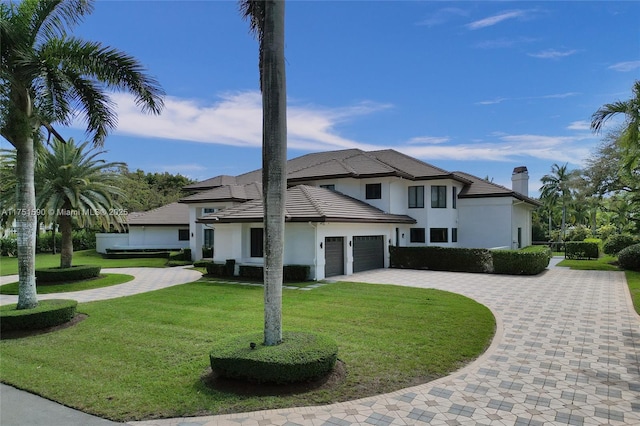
[556,255,619,271]
[0,280,495,421]
[0,273,134,295]
[0,250,170,276]
[626,271,640,314]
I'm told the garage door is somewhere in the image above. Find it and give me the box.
[353,235,384,273]
[324,237,344,277]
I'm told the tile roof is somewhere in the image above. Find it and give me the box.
[198,185,416,224]
[182,175,238,191]
[453,171,541,206]
[126,202,189,226]
[179,182,262,204]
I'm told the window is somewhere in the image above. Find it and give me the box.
[366,183,382,199]
[204,228,214,247]
[320,184,335,191]
[410,228,426,243]
[203,207,217,214]
[178,229,189,241]
[431,185,447,208]
[452,187,457,209]
[408,185,424,208]
[452,228,458,243]
[250,228,264,257]
[430,228,448,243]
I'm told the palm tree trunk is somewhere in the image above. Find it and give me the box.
[261,0,286,347]
[59,203,73,268]
[15,137,38,309]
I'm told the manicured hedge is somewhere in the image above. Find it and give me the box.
[238,265,311,281]
[492,249,551,275]
[169,248,192,261]
[565,241,599,260]
[604,234,638,255]
[389,246,493,273]
[35,265,101,283]
[618,243,640,271]
[206,262,228,277]
[1,299,77,331]
[210,331,338,384]
[102,251,170,259]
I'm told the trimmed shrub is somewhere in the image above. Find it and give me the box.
[565,241,599,260]
[603,234,638,255]
[194,260,213,268]
[1,299,77,331]
[239,265,263,280]
[565,225,593,242]
[0,236,17,257]
[166,260,193,267]
[36,265,101,283]
[210,331,338,384]
[206,262,228,277]
[492,249,550,275]
[390,246,493,273]
[618,243,640,271]
[284,265,310,281]
[103,251,170,259]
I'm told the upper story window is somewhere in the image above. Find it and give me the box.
[408,185,424,208]
[452,187,457,209]
[250,228,264,257]
[431,185,447,208]
[320,184,335,191]
[366,183,382,199]
[203,207,217,214]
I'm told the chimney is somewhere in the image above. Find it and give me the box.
[511,166,529,196]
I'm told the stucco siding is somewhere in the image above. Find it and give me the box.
[457,197,513,249]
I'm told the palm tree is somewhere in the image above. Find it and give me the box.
[240,0,287,346]
[591,80,640,171]
[540,163,575,241]
[37,138,125,268]
[0,0,164,309]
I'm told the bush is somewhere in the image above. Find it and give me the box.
[36,265,101,283]
[0,235,17,256]
[166,260,193,267]
[603,234,638,255]
[36,229,96,253]
[565,225,592,242]
[565,241,599,260]
[0,299,77,331]
[210,331,338,384]
[284,265,310,281]
[193,260,213,268]
[206,262,228,277]
[103,251,170,259]
[390,246,493,273]
[618,243,640,271]
[239,265,263,280]
[597,224,617,241]
[492,249,550,275]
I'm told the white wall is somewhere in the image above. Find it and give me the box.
[188,202,244,260]
[95,233,129,253]
[128,226,189,249]
[457,197,513,249]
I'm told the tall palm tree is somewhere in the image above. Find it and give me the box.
[591,80,640,171]
[540,163,575,241]
[0,0,164,309]
[37,138,125,268]
[240,0,287,346]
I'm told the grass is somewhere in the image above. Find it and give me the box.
[0,273,134,295]
[626,271,640,314]
[0,250,170,276]
[556,255,619,271]
[0,279,495,422]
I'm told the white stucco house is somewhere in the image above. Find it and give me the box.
[189,149,539,280]
[97,149,539,280]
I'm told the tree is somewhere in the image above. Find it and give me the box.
[37,138,125,268]
[114,168,194,212]
[0,0,164,309]
[540,163,577,241]
[240,0,287,346]
[591,80,640,171]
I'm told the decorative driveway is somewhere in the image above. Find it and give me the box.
[130,267,640,426]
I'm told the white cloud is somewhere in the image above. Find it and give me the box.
[474,36,538,49]
[567,120,591,131]
[80,91,391,153]
[528,49,578,59]
[466,10,528,30]
[407,136,450,145]
[476,92,579,105]
[416,7,468,27]
[154,163,206,174]
[608,61,640,72]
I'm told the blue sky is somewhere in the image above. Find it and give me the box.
[3,1,639,197]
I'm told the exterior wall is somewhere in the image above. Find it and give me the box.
[95,233,130,253]
[128,226,190,249]
[188,202,242,260]
[457,197,513,249]
[512,202,534,249]
[211,223,242,265]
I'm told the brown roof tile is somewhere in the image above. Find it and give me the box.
[179,182,262,204]
[454,171,541,206]
[126,202,189,226]
[198,185,416,224]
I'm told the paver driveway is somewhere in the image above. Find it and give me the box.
[131,267,639,426]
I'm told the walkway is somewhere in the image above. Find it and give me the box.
[130,267,639,426]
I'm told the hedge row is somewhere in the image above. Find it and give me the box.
[102,251,171,259]
[390,246,551,276]
[618,243,640,271]
[35,265,102,283]
[565,242,599,260]
[1,299,78,331]
[206,262,310,282]
[210,331,338,384]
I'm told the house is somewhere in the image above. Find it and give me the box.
[181,149,539,280]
